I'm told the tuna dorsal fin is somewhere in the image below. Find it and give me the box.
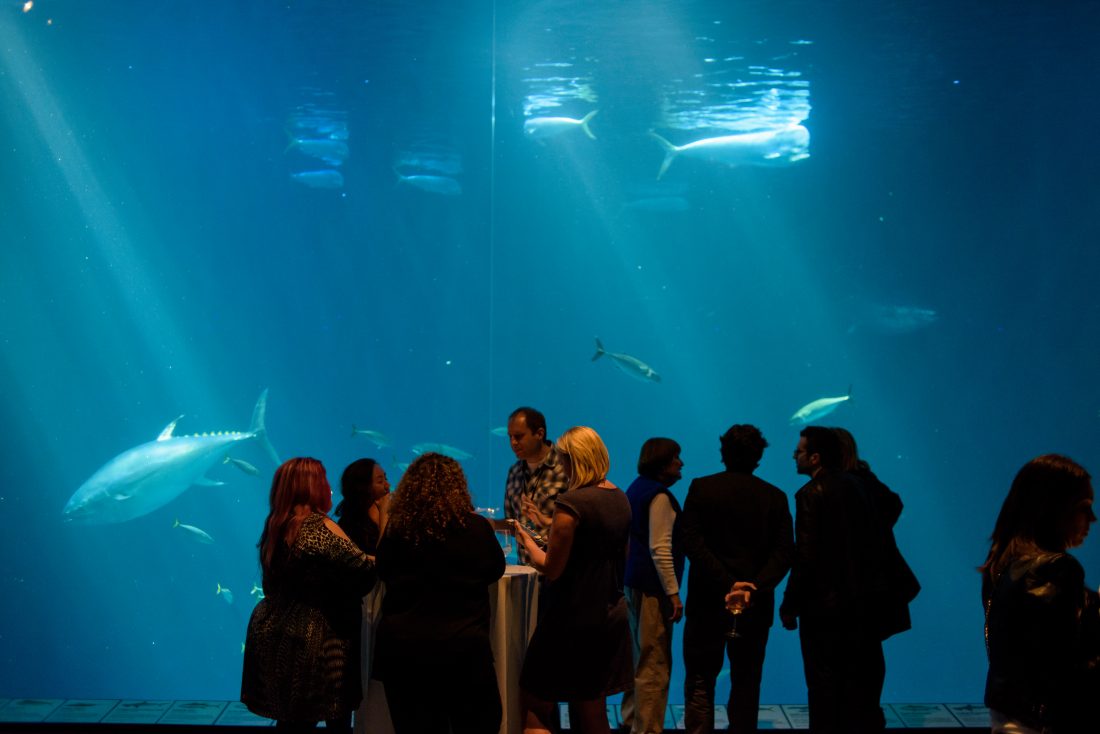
[157,415,185,441]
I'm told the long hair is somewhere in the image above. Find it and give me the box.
[258,457,332,572]
[980,454,1092,579]
[832,427,871,473]
[557,426,610,490]
[334,457,378,543]
[384,453,472,545]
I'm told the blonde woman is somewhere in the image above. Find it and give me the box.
[515,426,633,734]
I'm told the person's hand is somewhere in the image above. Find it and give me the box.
[520,497,551,529]
[725,581,757,610]
[779,606,798,631]
[668,593,684,623]
[512,519,537,552]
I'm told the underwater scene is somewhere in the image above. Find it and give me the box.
[1,0,1098,707]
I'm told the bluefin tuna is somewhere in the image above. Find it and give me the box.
[63,390,280,524]
[592,337,661,383]
[789,387,852,425]
[395,172,462,196]
[650,124,810,179]
[524,110,599,141]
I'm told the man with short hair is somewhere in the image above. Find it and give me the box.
[779,426,889,734]
[503,406,569,565]
[679,425,794,733]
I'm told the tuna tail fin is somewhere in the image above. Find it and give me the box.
[649,132,679,180]
[173,518,180,528]
[592,337,606,362]
[249,389,281,466]
[580,110,599,140]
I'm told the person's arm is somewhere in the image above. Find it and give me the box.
[678,481,735,591]
[321,517,377,595]
[515,507,577,581]
[647,493,683,622]
[755,492,795,591]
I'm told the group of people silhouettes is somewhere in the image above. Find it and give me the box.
[239,405,1097,734]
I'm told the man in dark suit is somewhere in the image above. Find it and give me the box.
[779,426,890,734]
[679,425,795,733]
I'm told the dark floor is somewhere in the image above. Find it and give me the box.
[0,699,989,732]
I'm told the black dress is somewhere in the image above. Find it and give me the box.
[520,484,634,701]
[241,513,376,722]
[374,512,506,734]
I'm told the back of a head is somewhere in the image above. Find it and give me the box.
[831,426,863,472]
[388,452,473,543]
[637,437,681,480]
[557,425,610,490]
[336,457,377,518]
[800,426,843,472]
[720,424,768,472]
[262,457,331,570]
[991,454,1092,557]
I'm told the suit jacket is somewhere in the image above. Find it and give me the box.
[677,469,794,631]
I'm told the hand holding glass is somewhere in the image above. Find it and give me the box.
[725,582,757,639]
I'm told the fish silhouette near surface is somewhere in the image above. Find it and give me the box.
[650,124,810,179]
[789,387,852,425]
[592,337,661,383]
[410,443,474,462]
[524,110,599,141]
[63,390,279,525]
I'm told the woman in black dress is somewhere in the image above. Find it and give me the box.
[981,454,1098,733]
[515,425,633,734]
[373,452,506,734]
[241,457,376,732]
[335,457,391,556]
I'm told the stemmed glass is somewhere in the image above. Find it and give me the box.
[725,583,755,639]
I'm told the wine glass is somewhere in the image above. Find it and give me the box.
[725,594,747,639]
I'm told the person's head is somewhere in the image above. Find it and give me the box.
[508,406,549,462]
[719,424,768,473]
[831,427,870,473]
[986,455,1095,570]
[795,426,843,476]
[637,437,683,487]
[259,457,332,570]
[334,458,390,520]
[556,426,610,490]
[385,452,474,544]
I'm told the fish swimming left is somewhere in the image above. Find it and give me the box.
[216,584,234,605]
[789,387,852,425]
[410,443,474,462]
[524,110,598,141]
[592,337,661,383]
[650,124,809,179]
[63,390,280,525]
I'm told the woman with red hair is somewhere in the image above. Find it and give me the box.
[242,457,377,732]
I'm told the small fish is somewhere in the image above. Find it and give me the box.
[250,583,265,600]
[173,518,214,544]
[290,170,344,189]
[789,387,852,425]
[223,456,259,476]
[592,337,661,383]
[489,426,509,438]
[216,583,234,604]
[524,110,598,141]
[351,426,391,448]
[395,172,462,196]
[410,443,474,461]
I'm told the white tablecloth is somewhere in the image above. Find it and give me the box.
[355,565,540,734]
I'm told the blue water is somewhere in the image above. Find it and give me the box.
[1,0,1098,706]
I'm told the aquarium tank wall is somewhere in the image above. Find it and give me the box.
[1,0,1097,707]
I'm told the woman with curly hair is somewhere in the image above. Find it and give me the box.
[373,452,506,734]
[981,454,1099,733]
[241,458,376,732]
[515,426,633,734]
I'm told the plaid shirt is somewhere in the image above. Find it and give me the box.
[504,445,570,564]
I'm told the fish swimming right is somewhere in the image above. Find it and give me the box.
[173,519,214,544]
[592,337,661,383]
[650,124,810,179]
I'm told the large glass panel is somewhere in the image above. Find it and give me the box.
[1,0,1097,711]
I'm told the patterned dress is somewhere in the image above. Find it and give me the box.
[241,513,376,722]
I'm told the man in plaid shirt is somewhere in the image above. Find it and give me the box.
[503,406,570,565]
